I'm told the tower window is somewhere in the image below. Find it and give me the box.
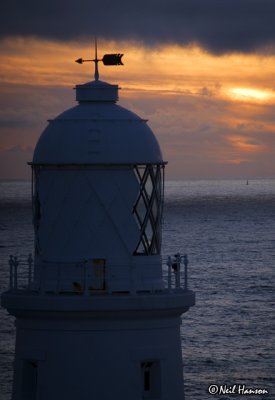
[22,360,38,400]
[143,362,152,391]
[133,165,164,255]
[141,360,161,399]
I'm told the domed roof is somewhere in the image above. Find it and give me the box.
[33,78,164,165]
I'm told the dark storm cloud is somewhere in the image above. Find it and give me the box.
[1,0,275,54]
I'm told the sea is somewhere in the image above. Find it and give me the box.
[0,179,274,399]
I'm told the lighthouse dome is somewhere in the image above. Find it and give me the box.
[33,80,163,165]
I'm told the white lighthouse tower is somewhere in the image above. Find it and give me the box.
[2,47,195,400]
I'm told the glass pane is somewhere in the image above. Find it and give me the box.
[152,198,158,220]
[145,220,153,244]
[133,164,164,255]
[145,175,153,196]
[135,196,147,222]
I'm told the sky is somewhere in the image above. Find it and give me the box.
[1,0,275,179]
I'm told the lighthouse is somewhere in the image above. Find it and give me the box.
[1,47,195,400]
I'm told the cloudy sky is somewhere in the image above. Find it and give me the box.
[1,0,275,179]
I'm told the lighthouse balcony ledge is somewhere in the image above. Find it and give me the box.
[1,289,195,319]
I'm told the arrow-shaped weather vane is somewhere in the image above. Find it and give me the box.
[75,39,124,81]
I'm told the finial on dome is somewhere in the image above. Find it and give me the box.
[75,39,124,81]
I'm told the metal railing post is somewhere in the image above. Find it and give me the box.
[183,254,188,290]
[27,253,33,290]
[167,256,172,291]
[13,256,18,291]
[175,253,181,289]
[9,255,14,291]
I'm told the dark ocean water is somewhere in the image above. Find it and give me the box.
[0,179,274,399]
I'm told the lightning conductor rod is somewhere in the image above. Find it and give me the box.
[94,38,99,81]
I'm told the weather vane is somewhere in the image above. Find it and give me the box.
[75,39,124,81]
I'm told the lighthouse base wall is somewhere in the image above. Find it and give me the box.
[12,312,185,400]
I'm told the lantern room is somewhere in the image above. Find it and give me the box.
[30,79,166,293]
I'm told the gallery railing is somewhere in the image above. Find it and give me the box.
[6,253,190,296]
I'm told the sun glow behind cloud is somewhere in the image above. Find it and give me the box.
[227,87,275,102]
[1,36,275,179]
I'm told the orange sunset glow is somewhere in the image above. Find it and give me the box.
[1,37,275,179]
